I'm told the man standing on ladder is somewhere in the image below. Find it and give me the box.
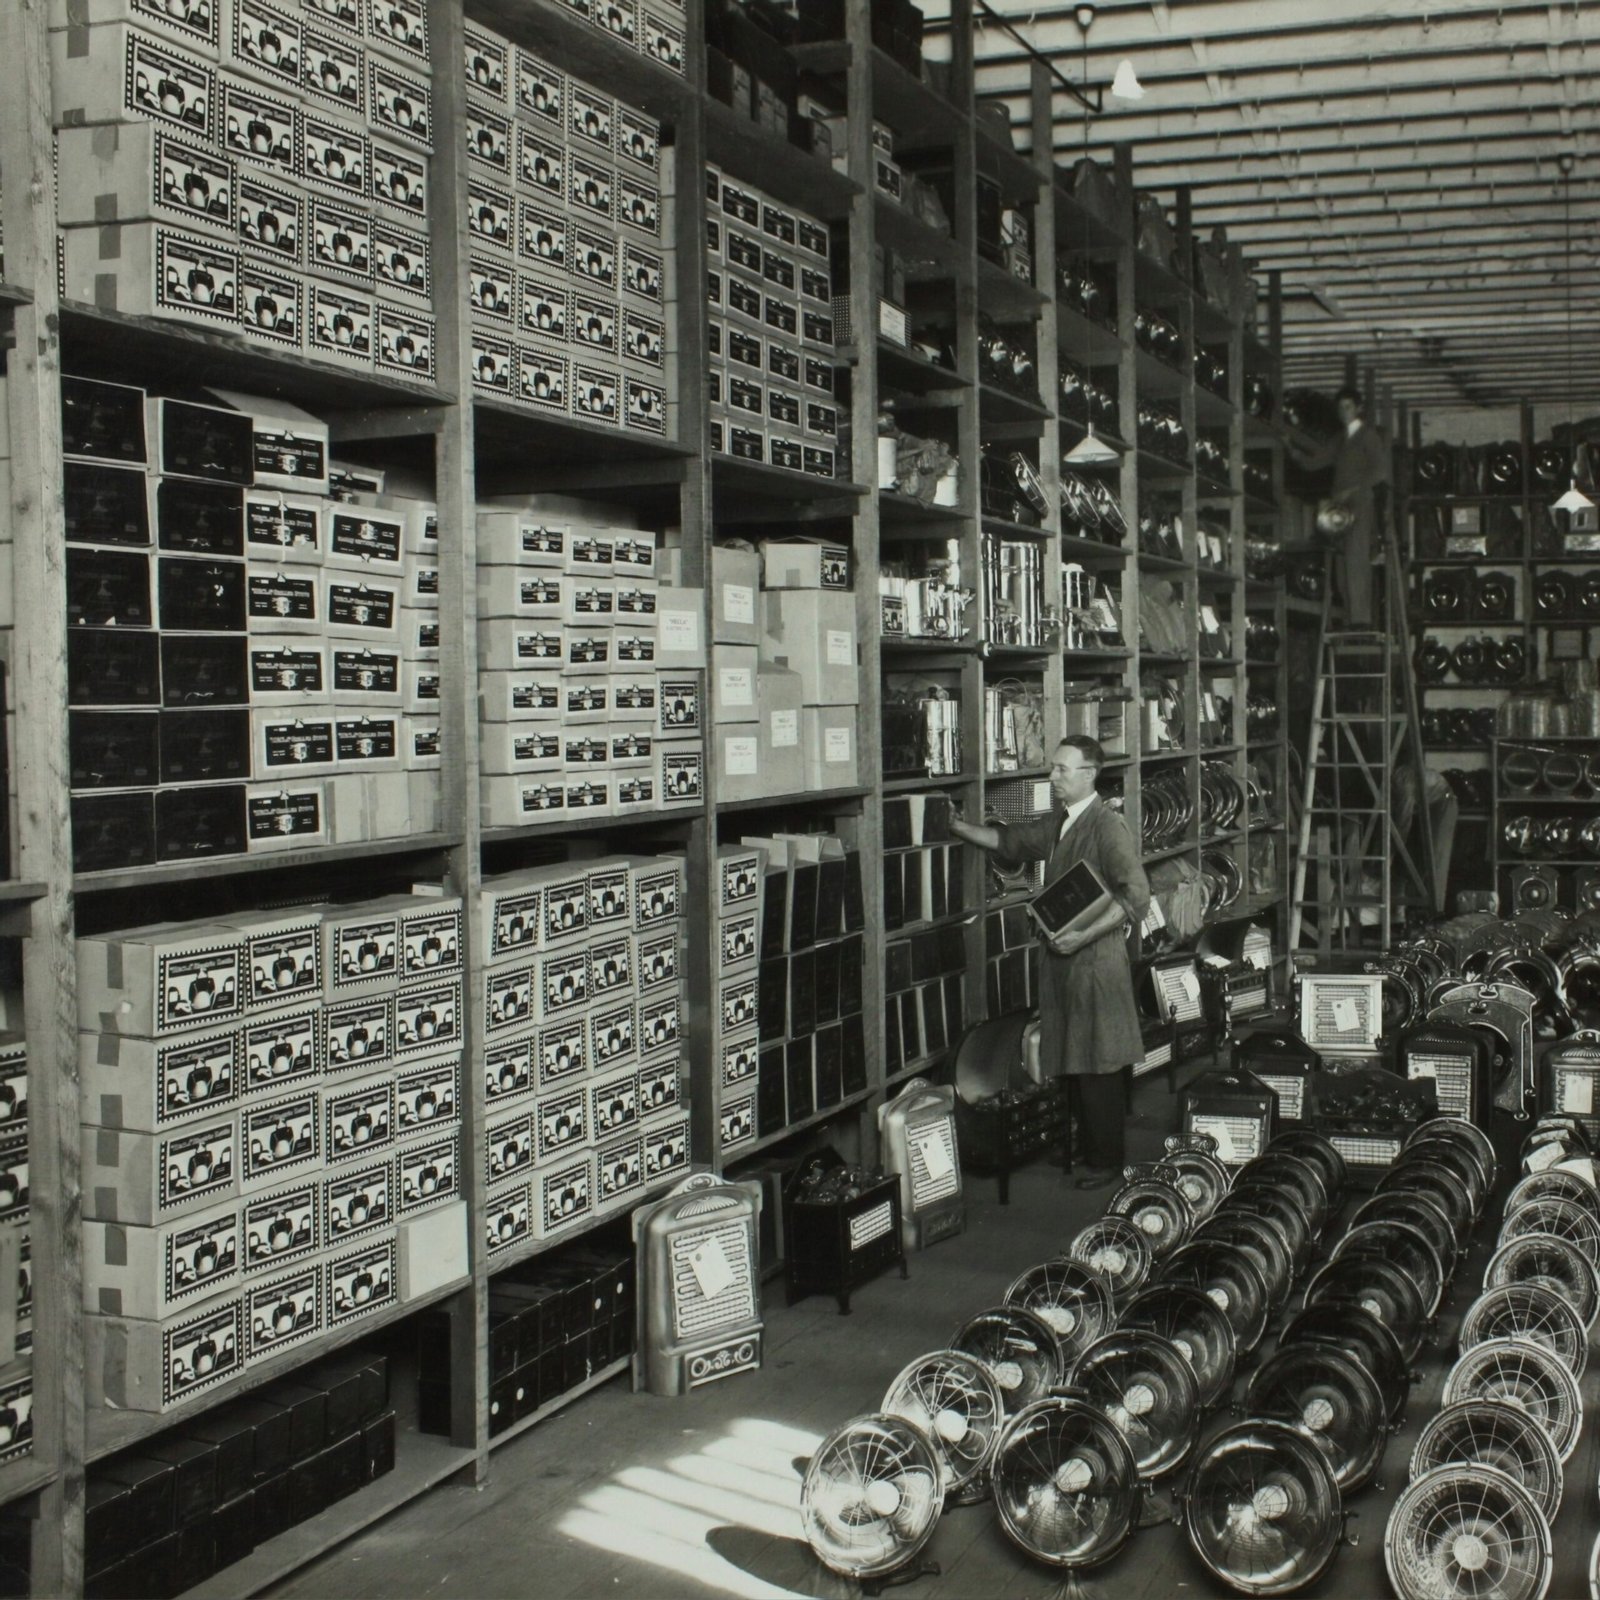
[952,737,1151,1190]
[1287,386,1391,628]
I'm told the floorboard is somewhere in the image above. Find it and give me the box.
[266,1068,1599,1600]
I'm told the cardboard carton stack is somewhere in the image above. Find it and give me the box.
[461,22,674,436]
[53,0,437,376]
[478,855,690,1263]
[704,163,839,477]
[65,379,443,870]
[477,510,705,825]
[79,892,469,1413]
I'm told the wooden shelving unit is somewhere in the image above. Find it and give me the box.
[0,0,1298,1591]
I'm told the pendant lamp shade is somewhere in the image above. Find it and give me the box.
[1110,60,1145,100]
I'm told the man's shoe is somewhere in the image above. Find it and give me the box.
[1073,1166,1120,1191]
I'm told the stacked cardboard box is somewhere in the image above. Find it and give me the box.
[478,854,689,1262]
[746,834,867,1141]
[712,844,763,1157]
[82,1349,395,1594]
[477,509,704,825]
[0,1035,31,1476]
[705,163,840,476]
[53,0,436,376]
[752,539,859,793]
[64,379,443,870]
[420,1240,635,1438]
[79,894,469,1412]
[461,24,674,436]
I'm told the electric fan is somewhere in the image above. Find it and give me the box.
[1154,1147,1229,1225]
[952,1307,1065,1416]
[1106,1174,1194,1263]
[1004,1261,1115,1364]
[1485,1233,1600,1330]
[1499,1194,1600,1268]
[1505,1168,1600,1230]
[882,1351,1005,1502]
[1279,1302,1410,1423]
[1118,1282,1237,1408]
[1067,1329,1200,1484]
[1411,1400,1563,1523]
[990,1395,1141,1570]
[1460,1283,1587,1378]
[1067,1218,1153,1306]
[1304,1253,1427,1362]
[1350,1192,1459,1275]
[1333,1218,1447,1318]
[1375,1157,1477,1242]
[1405,1114,1499,1187]
[800,1412,945,1582]
[1520,1121,1589,1177]
[1194,1210,1293,1305]
[1266,1128,1346,1208]
[1242,1344,1386,1493]
[1182,1419,1345,1597]
[1397,1138,1491,1221]
[1214,1181,1313,1277]
[1234,1152,1331,1234]
[1384,1465,1552,1600]
[1441,1338,1584,1462]
[1156,1238,1270,1354]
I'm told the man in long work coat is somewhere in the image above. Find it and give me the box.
[951,735,1152,1189]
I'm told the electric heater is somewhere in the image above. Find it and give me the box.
[1298,973,1385,1061]
[633,1173,764,1397]
[877,1079,965,1250]
[1179,1067,1277,1164]
[1428,981,1536,1115]
[1396,1018,1495,1128]
[1233,1029,1319,1124]
[1536,1032,1600,1148]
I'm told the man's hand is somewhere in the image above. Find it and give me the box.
[1047,927,1088,957]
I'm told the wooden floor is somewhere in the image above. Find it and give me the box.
[267,1073,1600,1600]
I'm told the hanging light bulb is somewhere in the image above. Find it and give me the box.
[1111,60,1146,100]
[1554,153,1594,516]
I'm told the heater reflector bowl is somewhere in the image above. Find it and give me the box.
[1460,1283,1588,1378]
[1117,1281,1238,1409]
[1243,1344,1387,1493]
[1067,1329,1200,1483]
[951,1306,1065,1416]
[1067,1217,1153,1305]
[1441,1338,1583,1463]
[1410,1400,1563,1524]
[1003,1261,1115,1364]
[1486,1233,1600,1331]
[1384,1464,1552,1600]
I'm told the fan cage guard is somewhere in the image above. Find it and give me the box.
[1067,1330,1200,1484]
[1505,1169,1600,1230]
[882,1351,1006,1500]
[1117,1282,1238,1409]
[1242,1345,1386,1493]
[1158,1239,1271,1353]
[1107,1179,1195,1261]
[1499,1195,1600,1269]
[952,1307,1066,1416]
[1384,1464,1553,1600]
[1067,1218,1154,1304]
[1409,1400,1563,1524]
[1460,1284,1589,1379]
[800,1413,947,1581]
[1486,1234,1600,1331]
[1441,1338,1584,1463]
[1003,1262,1115,1361]
[989,1397,1142,1571]
[1154,1154,1227,1223]
[1183,1420,1344,1598]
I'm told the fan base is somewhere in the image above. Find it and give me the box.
[1137,1485,1182,1529]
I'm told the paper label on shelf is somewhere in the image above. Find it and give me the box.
[826,629,854,666]
[722,583,754,625]
[1559,1072,1595,1116]
[913,1126,953,1180]
[718,666,753,706]
[824,727,851,763]
[1331,997,1362,1032]
[688,1236,735,1299]
[724,736,758,775]
[660,607,700,650]
[770,709,798,747]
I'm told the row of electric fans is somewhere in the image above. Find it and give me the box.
[1383,1116,1600,1600]
[1374,910,1600,1039]
[802,1121,1486,1594]
[1415,634,1529,687]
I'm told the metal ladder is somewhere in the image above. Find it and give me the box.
[1288,516,1439,954]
